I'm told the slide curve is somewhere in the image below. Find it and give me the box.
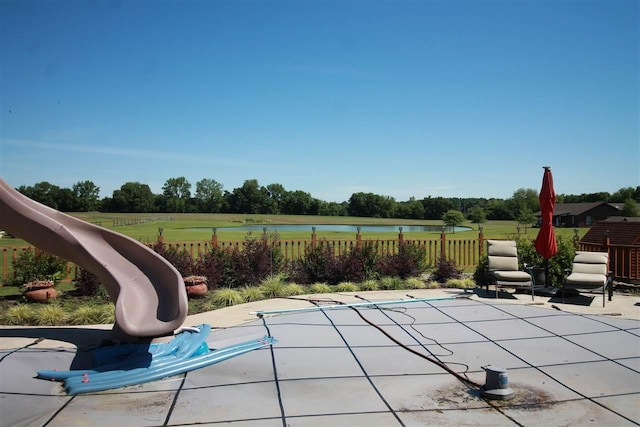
[0,178,188,342]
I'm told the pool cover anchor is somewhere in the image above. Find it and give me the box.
[480,365,515,400]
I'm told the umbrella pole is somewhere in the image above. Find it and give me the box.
[544,258,550,288]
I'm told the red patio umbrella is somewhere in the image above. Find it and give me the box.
[534,166,558,286]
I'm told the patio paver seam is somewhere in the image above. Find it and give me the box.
[484,301,640,375]
[314,306,406,426]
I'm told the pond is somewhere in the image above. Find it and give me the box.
[189,225,473,233]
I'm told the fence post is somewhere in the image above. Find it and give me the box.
[157,227,164,244]
[478,226,484,256]
[398,227,404,246]
[311,227,317,248]
[573,228,580,250]
[356,226,362,249]
[602,230,610,254]
[211,228,218,248]
[2,248,6,283]
[440,228,446,260]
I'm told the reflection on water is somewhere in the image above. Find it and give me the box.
[189,224,472,233]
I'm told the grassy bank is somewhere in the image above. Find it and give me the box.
[0,212,587,247]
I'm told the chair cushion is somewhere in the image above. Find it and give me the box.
[572,262,607,275]
[489,256,519,271]
[487,240,518,257]
[493,270,532,282]
[565,272,607,287]
[574,252,608,265]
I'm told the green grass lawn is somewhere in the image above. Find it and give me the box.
[0,212,587,246]
[0,213,586,285]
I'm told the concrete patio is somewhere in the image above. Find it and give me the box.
[1,288,639,426]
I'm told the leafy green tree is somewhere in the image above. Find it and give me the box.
[442,209,465,232]
[467,205,487,225]
[110,182,155,212]
[421,196,455,220]
[282,190,317,215]
[507,188,539,219]
[227,179,270,214]
[317,201,348,216]
[72,180,100,211]
[395,197,425,219]
[18,182,61,209]
[611,187,640,203]
[515,207,536,232]
[162,177,191,213]
[195,178,224,213]
[348,192,395,218]
[560,192,610,203]
[265,183,286,214]
[55,188,76,211]
[485,198,511,220]
[620,197,640,217]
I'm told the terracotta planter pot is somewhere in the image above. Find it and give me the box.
[24,288,57,302]
[186,283,208,297]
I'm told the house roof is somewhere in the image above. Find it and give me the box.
[580,217,640,246]
[535,202,621,217]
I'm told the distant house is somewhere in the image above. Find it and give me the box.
[580,217,640,283]
[535,202,622,228]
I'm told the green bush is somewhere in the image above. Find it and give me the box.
[9,250,68,286]
[36,304,69,325]
[309,282,332,294]
[424,280,440,289]
[404,277,426,289]
[445,277,475,289]
[359,279,379,291]
[259,274,288,298]
[335,281,359,292]
[2,304,37,325]
[240,286,264,302]
[516,235,576,286]
[211,288,245,307]
[473,236,577,288]
[70,304,113,325]
[283,283,306,296]
[380,276,404,290]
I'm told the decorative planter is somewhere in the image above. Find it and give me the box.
[183,276,208,297]
[24,287,58,302]
[186,283,208,297]
[23,280,57,302]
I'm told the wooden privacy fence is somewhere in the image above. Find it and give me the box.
[579,233,640,283]
[2,229,638,284]
[1,230,485,284]
[158,229,484,271]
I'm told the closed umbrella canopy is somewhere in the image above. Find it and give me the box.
[534,166,558,259]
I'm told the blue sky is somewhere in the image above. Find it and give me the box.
[1,0,638,203]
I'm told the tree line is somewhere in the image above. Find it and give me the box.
[15,178,640,222]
